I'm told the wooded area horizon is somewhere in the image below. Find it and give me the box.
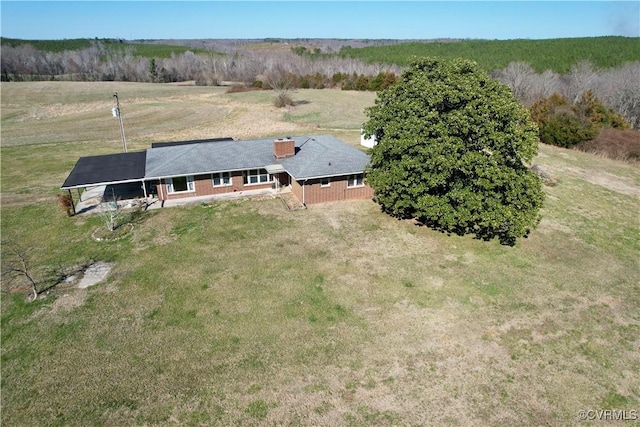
[2,35,638,72]
[3,36,638,129]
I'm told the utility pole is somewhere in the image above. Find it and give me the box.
[112,92,128,153]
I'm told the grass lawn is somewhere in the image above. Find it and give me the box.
[1,82,639,426]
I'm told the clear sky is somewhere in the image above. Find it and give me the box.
[1,1,638,40]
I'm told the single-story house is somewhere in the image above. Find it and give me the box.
[61,134,374,213]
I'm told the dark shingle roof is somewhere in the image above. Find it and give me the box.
[61,151,146,189]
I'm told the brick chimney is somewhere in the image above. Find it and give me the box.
[273,137,295,159]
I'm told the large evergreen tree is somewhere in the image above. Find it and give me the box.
[363,57,545,245]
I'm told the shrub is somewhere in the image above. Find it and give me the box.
[57,193,74,216]
[273,93,294,108]
[530,91,630,148]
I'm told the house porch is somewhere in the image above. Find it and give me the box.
[73,184,292,214]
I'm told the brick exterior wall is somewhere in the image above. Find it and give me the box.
[291,179,303,203]
[154,172,373,205]
[157,171,274,201]
[293,177,374,205]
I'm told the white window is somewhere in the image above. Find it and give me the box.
[212,172,232,187]
[347,174,364,188]
[243,169,271,185]
[166,176,195,193]
[320,177,331,187]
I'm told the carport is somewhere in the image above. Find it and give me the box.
[61,151,147,215]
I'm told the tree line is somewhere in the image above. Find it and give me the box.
[1,39,638,129]
[338,37,640,74]
[0,41,402,85]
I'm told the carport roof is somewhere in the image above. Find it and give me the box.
[61,151,146,189]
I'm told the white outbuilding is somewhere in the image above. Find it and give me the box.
[360,129,378,148]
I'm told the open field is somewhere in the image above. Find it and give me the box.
[1,82,639,426]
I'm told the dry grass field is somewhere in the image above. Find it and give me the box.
[1,82,639,426]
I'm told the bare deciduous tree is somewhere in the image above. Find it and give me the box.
[593,62,640,128]
[495,62,536,104]
[566,60,597,103]
[264,64,296,107]
[535,69,562,100]
[1,240,39,301]
[98,199,123,232]
[1,239,97,301]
